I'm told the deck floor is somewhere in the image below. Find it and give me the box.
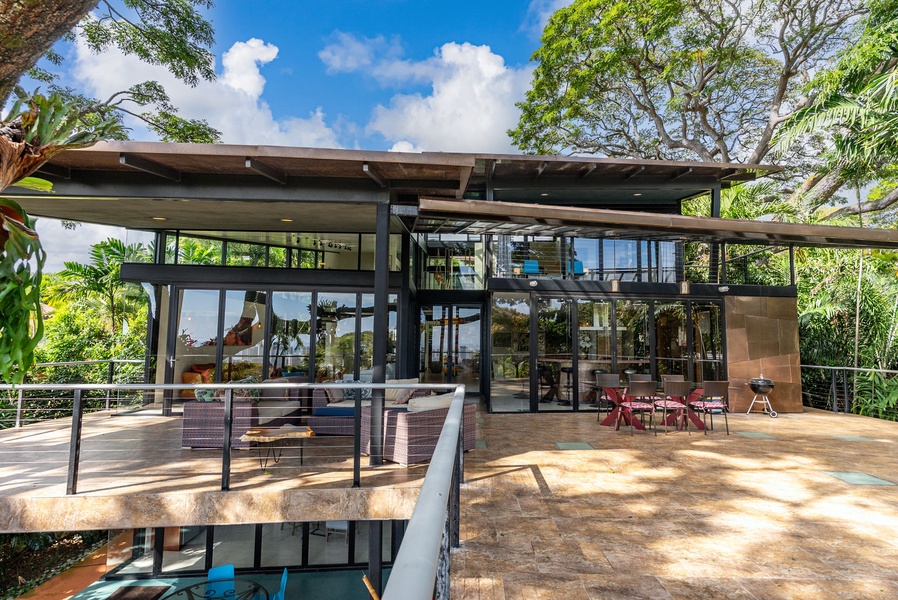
[452,408,898,599]
[5,405,898,599]
[0,407,427,499]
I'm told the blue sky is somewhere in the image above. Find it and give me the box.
[57,0,566,152]
[37,0,569,268]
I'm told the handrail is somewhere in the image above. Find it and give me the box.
[32,359,144,367]
[801,364,898,376]
[0,382,452,391]
[382,384,465,600]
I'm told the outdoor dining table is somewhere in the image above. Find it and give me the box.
[658,387,706,431]
[158,578,267,600]
[596,384,648,431]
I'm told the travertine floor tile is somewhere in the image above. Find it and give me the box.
[454,408,898,599]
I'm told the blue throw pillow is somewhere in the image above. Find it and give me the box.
[344,380,372,403]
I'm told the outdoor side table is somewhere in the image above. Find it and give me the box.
[240,425,314,470]
[158,578,267,600]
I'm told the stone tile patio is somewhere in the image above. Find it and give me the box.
[452,408,898,599]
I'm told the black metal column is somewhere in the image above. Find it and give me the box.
[368,520,383,597]
[709,186,722,282]
[789,245,796,286]
[399,230,413,378]
[66,389,84,495]
[370,201,390,465]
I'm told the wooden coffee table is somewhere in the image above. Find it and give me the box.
[240,425,314,469]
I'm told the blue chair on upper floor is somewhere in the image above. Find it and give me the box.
[572,260,585,279]
[207,563,235,597]
[523,260,541,276]
[270,568,288,600]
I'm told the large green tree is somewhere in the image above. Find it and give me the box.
[0,0,220,142]
[775,0,898,219]
[0,1,222,383]
[512,0,862,170]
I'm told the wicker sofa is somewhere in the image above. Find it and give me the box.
[360,398,477,465]
[306,379,424,436]
[180,379,306,449]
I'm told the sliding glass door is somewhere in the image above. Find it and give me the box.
[420,304,482,394]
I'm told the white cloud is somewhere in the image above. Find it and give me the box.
[220,38,279,97]
[319,32,383,73]
[72,35,341,148]
[366,42,533,153]
[388,140,423,153]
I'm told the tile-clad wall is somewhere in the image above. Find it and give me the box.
[725,296,803,413]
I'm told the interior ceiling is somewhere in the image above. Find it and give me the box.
[15,196,381,233]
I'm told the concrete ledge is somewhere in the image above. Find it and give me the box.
[0,487,419,533]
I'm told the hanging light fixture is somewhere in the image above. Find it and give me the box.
[679,280,690,294]
[610,278,621,293]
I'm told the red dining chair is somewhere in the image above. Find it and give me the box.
[595,373,622,421]
[689,380,730,435]
[619,380,657,435]
[657,380,692,434]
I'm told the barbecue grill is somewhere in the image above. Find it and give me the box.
[746,376,777,417]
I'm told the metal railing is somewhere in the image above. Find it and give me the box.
[382,384,465,600]
[801,365,898,421]
[0,381,466,495]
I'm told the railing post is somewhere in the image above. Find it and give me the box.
[67,389,85,495]
[15,388,24,428]
[353,391,362,488]
[105,360,115,410]
[451,447,460,550]
[842,368,850,414]
[221,389,233,491]
[435,508,451,600]
[831,370,838,413]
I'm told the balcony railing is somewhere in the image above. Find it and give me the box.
[0,380,468,597]
[801,364,898,421]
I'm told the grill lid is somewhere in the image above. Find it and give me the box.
[748,375,774,394]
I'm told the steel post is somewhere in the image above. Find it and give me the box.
[66,389,85,495]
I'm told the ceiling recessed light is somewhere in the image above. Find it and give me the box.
[633,193,643,197]
[280,218,294,222]
[540,193,549,197]
[152,217,167,221]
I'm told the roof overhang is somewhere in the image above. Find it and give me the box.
[417,197,898,250]
[8,142,781,235]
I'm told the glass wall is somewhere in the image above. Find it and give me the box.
[419,305,481,393]
[692,302,724,383]
[167,288,397,389]
[489,293,531,412]
[616,300,651,378]
[492,235,678,282]
[173,289,223,393]
[537,298,573,410]
[418,234,485,290]
[316,293,358,381]
[577,300,613,403]
[160,231,402,271]
[654,301,687,378]
[269,292,313,377]
[489,295,725,413]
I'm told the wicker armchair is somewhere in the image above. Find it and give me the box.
[360,402,477,465]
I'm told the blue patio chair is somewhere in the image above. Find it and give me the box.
[207,563,235,597]
[270,568,288,600]
[523,260,541,276]
[572,260,585,278]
